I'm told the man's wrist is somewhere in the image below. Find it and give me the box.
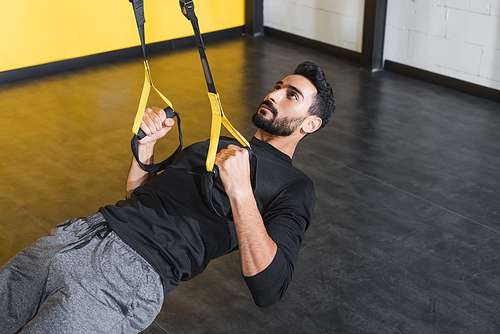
[137,142,155,165]
[227,185,254,209]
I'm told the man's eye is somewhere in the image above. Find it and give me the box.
[288,92,298,100]
[274,85,281,91]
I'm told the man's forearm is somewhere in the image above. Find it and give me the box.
[214,144,277,276]
[126,143,156,198]
[229,188,277,277]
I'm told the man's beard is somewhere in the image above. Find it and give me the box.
[252,101,306,137]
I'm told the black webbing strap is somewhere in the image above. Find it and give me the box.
[130,0,147,66]
[180,0,214,93]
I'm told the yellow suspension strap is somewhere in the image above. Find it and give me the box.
[180,0,251,173]
[129,0,183,173]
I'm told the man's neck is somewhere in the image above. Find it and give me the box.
[254,129,303,158]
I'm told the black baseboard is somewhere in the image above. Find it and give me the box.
[263,27,361,64]
[0,26,244,85]
[385,60,500,103]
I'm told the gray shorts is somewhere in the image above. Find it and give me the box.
[0,213,164,334]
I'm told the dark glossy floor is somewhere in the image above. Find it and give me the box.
[1,36,499,333]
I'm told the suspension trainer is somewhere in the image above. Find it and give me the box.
[129,0,251,174]
[129,0,182,173]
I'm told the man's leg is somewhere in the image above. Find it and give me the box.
[0,217,83,333]
[18,225,164,334]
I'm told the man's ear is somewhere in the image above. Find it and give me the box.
[301,115,322,134]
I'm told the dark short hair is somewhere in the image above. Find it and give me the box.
[294,61,336,131]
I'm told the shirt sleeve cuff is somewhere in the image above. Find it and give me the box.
[243,248,289,307]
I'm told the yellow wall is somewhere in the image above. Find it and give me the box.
[0,0,245,72]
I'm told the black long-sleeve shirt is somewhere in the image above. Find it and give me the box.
[100,137,315,307]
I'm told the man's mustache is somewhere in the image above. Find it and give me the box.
[259,100,278,116]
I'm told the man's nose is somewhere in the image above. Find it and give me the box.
[267,89,281,103]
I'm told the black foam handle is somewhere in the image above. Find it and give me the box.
[137,107,176,140]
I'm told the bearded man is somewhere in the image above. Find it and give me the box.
[0,61,335,334]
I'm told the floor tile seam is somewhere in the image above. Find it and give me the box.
[0,187,50,233]
[310,152,500,235]
[152,320,171,333]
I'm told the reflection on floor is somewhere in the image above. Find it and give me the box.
[1,36,499,333]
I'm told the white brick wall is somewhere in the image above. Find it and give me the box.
[263,0,365,52]
[384,0,500,91]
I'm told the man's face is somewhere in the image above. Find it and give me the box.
[252,75,317,137]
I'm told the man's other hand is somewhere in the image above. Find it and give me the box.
[215,145,252,196]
